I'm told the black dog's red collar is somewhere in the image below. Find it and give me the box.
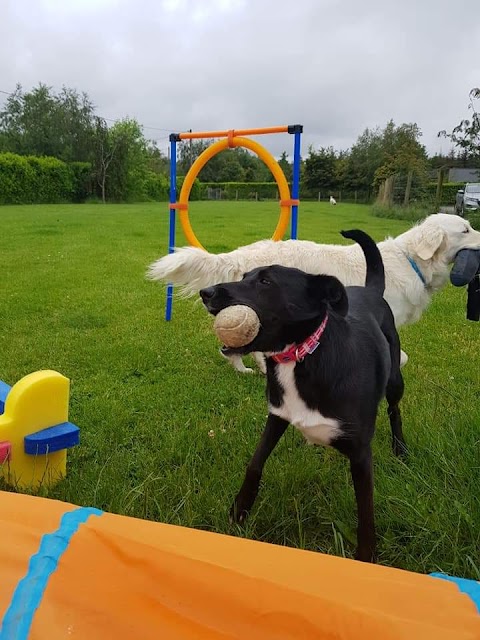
[271,314,329,364]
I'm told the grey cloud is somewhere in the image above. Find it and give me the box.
[1,0,479,158]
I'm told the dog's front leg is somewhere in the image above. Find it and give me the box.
[386,377,407,458]
[252,351,267,374]
[349,446,376,562]
[220,349,253,373]
[230,413,289,524]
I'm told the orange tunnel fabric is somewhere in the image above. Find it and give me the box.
[0,491,479,640]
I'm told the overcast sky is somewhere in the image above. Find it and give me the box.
[1,0,479,159]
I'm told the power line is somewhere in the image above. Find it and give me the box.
[100,115,174,132]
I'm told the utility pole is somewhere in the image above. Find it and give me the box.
[189,129,193,169]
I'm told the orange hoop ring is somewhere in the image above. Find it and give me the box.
[177,136,292,250]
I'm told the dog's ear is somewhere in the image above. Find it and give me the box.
[415,225,445,261]
[309,275,349,317]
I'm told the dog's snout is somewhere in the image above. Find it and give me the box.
[200,286,216,302]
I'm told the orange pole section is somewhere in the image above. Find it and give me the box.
[179,126,288,140]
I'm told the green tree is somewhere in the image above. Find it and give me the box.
[55,86,96,162]
[217,157,246,182]
[177,139,210,175]
[303,146,338,194]
[234,147,270,182]
[374,122,427,181]
[335,150,349,189]
[0,83,95,162]
[439,88,480,166]
[93,117,114,203]
[278,151,293,182]
[146,142,169,176]
[0,84,58,157]
[176,140,274,183]
[93,117,150,203]
[373,122,427,204]
[343,127,383,193]
[341,121,427,203]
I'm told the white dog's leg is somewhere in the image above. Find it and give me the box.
[252,351,267,374]
[400,350,408,368]
[221,350,254,374]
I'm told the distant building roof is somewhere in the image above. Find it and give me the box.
[448,167,480,183]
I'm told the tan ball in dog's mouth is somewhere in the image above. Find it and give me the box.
[213,305,260,348]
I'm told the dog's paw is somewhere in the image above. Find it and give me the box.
[354,548,376,563]
[229,502,249,525]
[229,487,258,524]
[221,350,254,374]
[400,350,408,368]
[392,438,408,459]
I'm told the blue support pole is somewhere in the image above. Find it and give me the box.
[165,134,179,321]
[290,125,303,240]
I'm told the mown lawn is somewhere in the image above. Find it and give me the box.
[0,201,479,578]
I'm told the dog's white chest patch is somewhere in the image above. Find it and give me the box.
[269,363,341,446]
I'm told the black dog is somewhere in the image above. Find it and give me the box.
[200,230,406,562]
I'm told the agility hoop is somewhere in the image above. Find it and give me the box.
[176,136,295,249]
[165,125,303,319]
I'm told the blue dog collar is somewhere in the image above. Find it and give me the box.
[407,256,427,287]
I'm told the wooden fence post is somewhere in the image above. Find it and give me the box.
[404,170,414,206]
[435,168,444,210]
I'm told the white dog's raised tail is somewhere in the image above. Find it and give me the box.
[147,238,346,298]
[147,245,242,297]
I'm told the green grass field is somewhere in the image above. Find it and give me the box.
[1,201,479,578]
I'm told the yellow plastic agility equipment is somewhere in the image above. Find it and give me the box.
[0,371,79,490]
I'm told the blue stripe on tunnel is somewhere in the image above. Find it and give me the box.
[0,506,103,639]
[431,573,480,614]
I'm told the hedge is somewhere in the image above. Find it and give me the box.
[424,182,464,206]
[142,172,169,201]
[198,181,467,205]
[0,153,74,204]
[199,182,280,200]
[8,154,467,207]
[177,176,202,201]
[0,154,35,204]
[0,153,205,204]
[198,181,373,202]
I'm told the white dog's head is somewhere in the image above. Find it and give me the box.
[404,213,480,264]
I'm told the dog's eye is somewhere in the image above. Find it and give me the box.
[260,278,271,285]
[463,228,470,234]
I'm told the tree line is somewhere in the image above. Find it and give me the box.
[0,83,478,204]
[0,84,170,203]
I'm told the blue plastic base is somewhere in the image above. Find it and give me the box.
[24,422,80,455]
[0,380,11,415]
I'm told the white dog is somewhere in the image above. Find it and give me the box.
[148,214,480,373]
[330,195,337,205]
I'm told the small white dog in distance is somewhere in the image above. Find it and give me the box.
[330,195,337,205]
[148,214,480,373]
